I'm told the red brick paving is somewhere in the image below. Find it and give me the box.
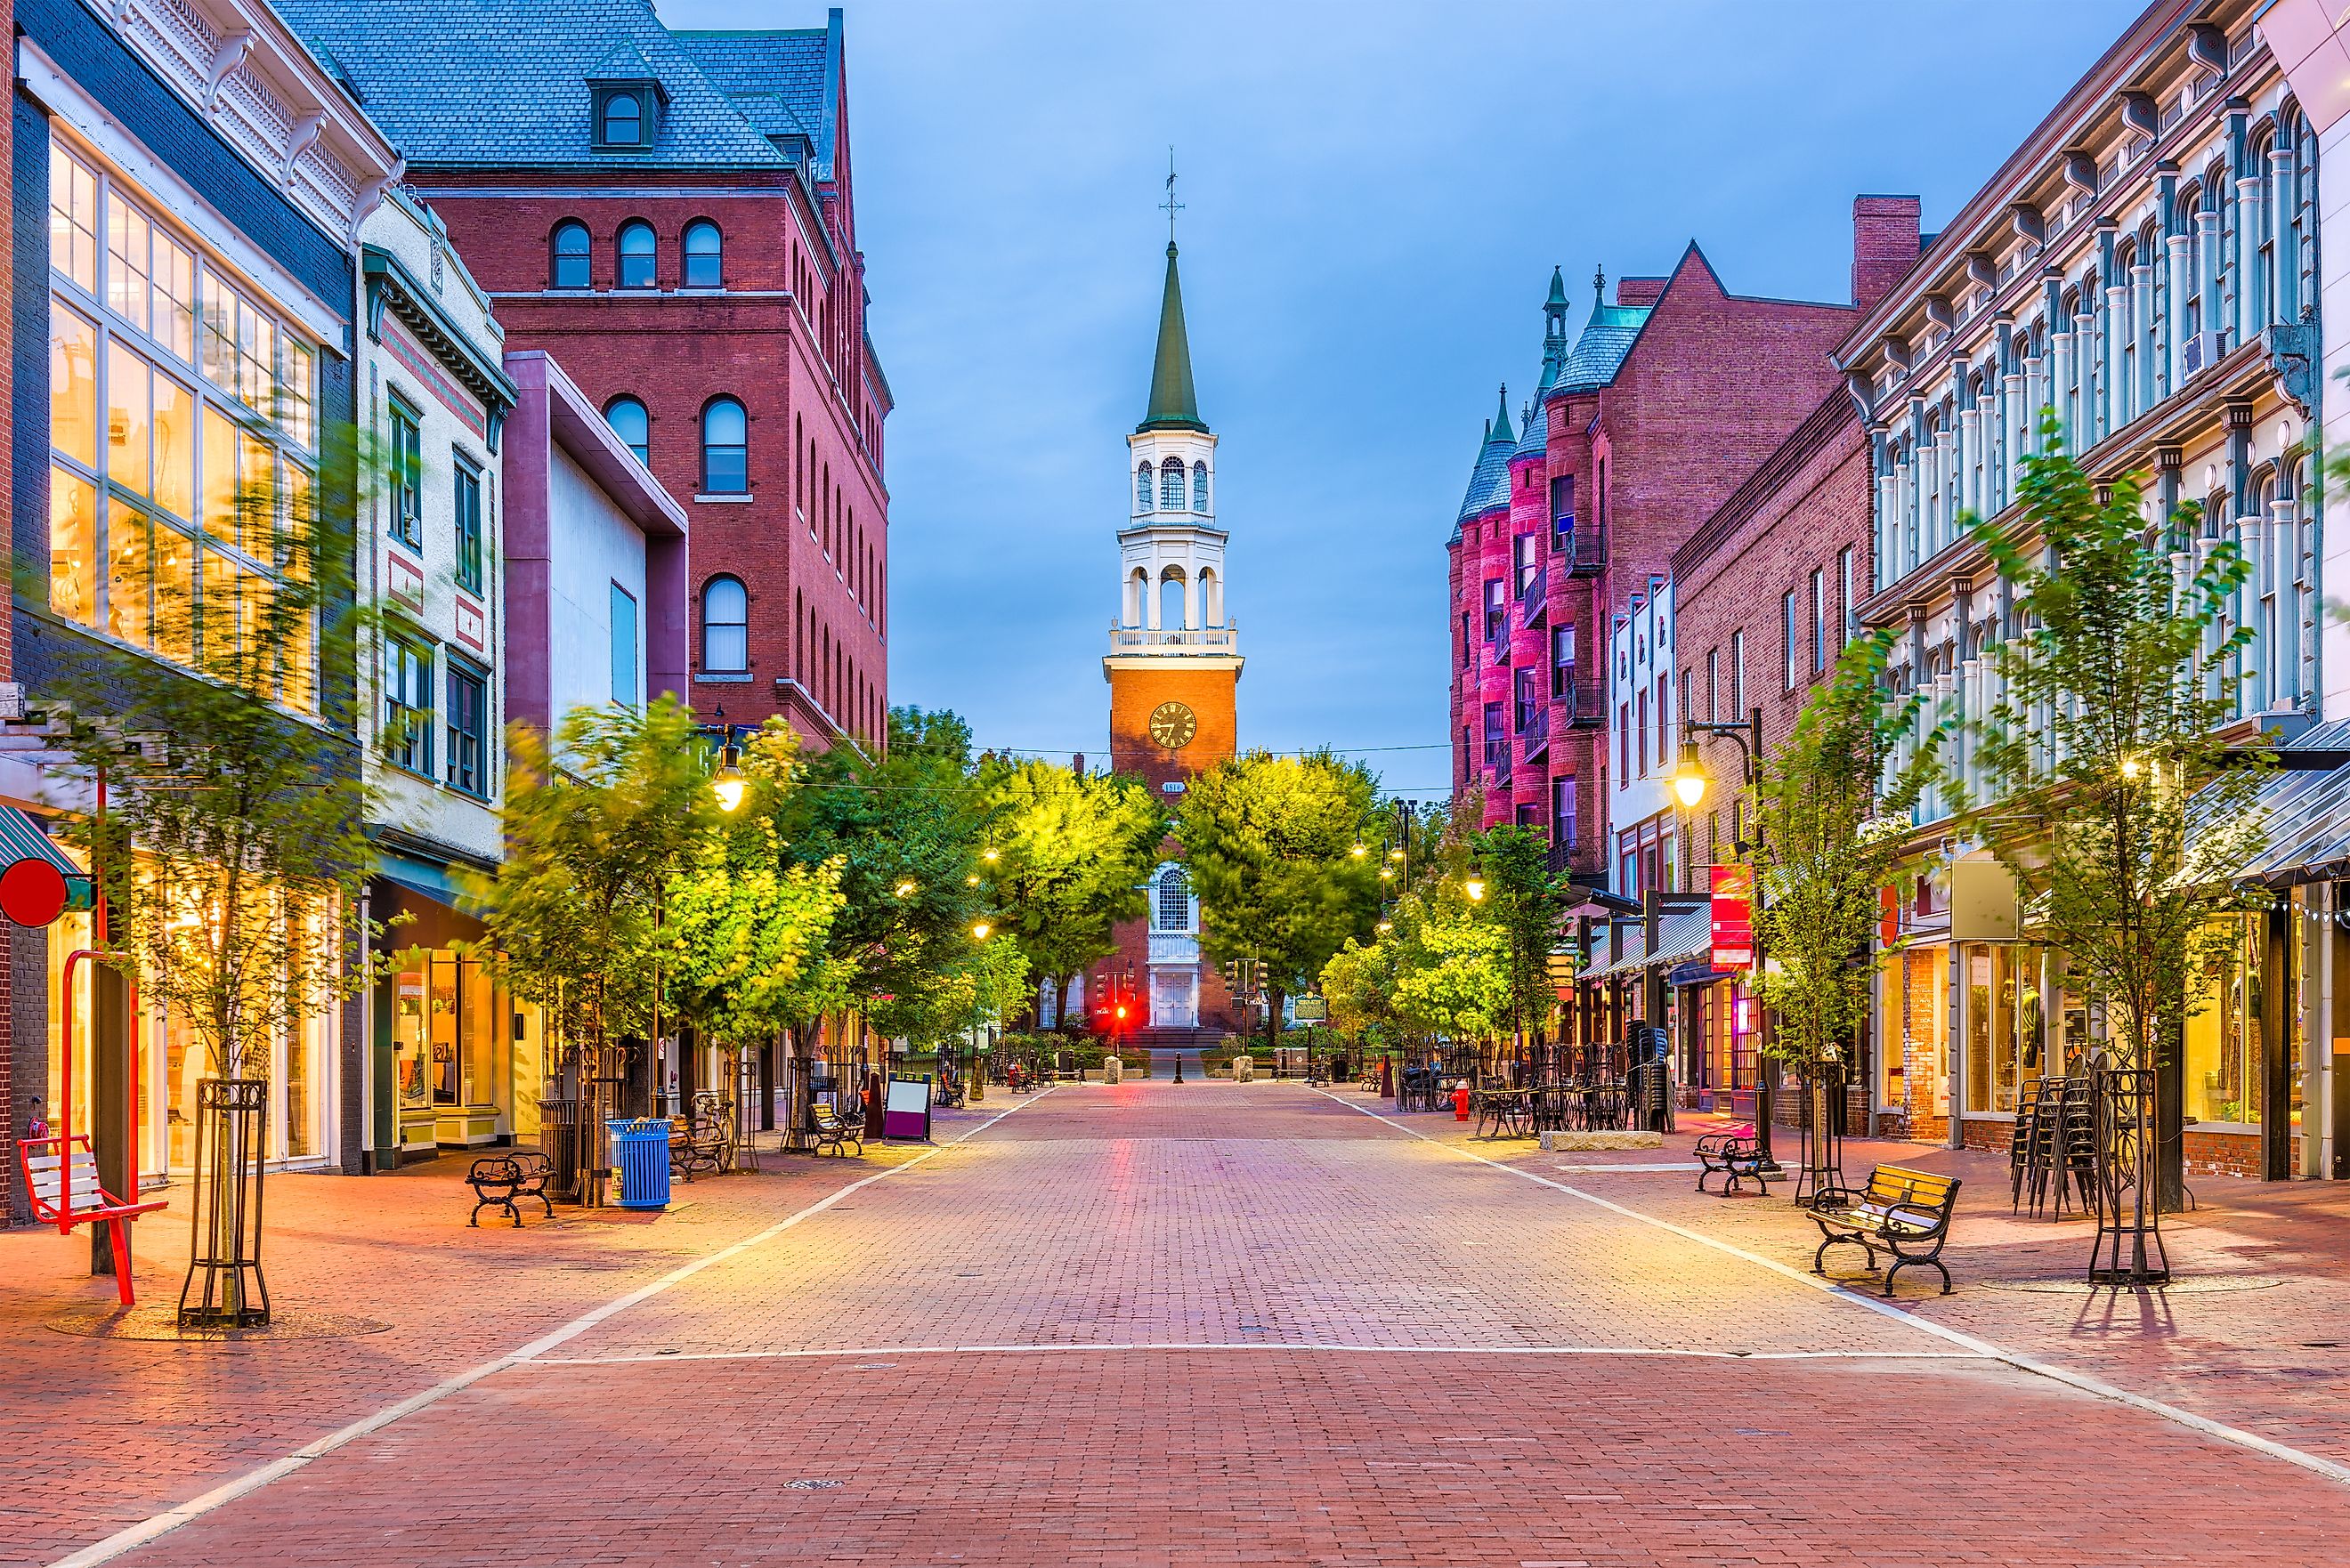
[7,1081,2350,1566]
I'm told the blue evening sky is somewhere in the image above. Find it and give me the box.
[659,0,2143,794]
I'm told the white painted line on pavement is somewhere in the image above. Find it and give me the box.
[1312,1087,2350,1491]
[523,1342,1993,1366]
[43,1089,1058,1568]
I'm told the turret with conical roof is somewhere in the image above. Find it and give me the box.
[1139,242,1206,433]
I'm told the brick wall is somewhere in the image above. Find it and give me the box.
[1672,392,1872,764]
[415,180,890,754]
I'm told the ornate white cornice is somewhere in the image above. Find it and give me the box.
[93,0,400,242]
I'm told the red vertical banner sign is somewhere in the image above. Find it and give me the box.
[1711,864,1754,971]
[1878,885,1900,947]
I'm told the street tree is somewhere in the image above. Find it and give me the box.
[1750,630,1934,1077]
[1962,421,2267,1217]
[464,698,718,1109]
[44,432,371,1324]
[663,719,852,1073]
[978,757,1167,1028]
[1178,750,1382,1049]
[1465,823,1568,1047]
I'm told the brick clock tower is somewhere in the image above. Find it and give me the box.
[1103,235,1242,1034]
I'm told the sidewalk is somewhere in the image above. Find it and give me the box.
[1334,1084,2350,1472]
[0,1102,1006,1568]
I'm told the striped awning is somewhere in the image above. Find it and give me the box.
[0,804,82,875]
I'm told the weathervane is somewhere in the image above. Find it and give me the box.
[1160,147,1184,246]
[1592,263,1607,306]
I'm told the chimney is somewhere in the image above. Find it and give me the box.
[1072,751,1086,778]
[1851,194,1922,311]
[1615,276,1668,309]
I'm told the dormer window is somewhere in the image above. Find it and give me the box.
[600,91,644,149]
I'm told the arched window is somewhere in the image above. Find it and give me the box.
[617,221,657,288]
[1154,865,1191,932]
[552,221,591,288]
[601,91,643,148]
[1126,567,1147,627]
[701,398,748,493]
[1159,565,1187,631]
[604,396,649,465]
[701,576,748,672]
[1199,567,1220,626]
[1135,463,1152,512]
[1159,457,1185,509]
[1192,461,1208,511]
[683,221,722,288]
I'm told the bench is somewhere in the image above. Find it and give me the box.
[19,1135,166,1304]
[670,1093,735,1181]
[809,1100,864,1158]
[466,1151,555,1227]
[1695,1126,1769,1195]
[1810,1164,1963,1297]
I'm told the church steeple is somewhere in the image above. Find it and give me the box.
[1139,242,1206,433]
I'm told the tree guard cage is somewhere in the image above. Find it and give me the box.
[179,1078,270,1328]
[2092,1063,2168,1284]
[1792,1067,1844,1206]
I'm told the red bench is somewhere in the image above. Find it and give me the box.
[17,1135,166,1305]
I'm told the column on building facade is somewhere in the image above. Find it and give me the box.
[2166,232,2193,386]
[2198,206,2224,353]
[2236,174,2265,336]
[2133,263,2158,416]
[2287,496,2317,706]
[2273,148,2300,323]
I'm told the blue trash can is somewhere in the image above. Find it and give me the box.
[606,1118,672,1209]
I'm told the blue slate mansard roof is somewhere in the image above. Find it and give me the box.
[1555,302,1652,395]
[271,0,838,174]
[1454,387,1517,531]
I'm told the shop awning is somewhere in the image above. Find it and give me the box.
[369,844,489,951]
[2195,717,2350,888]
[0,804,83,875]
[1577,907,1711,981]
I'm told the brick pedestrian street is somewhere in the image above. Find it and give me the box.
[9,1081,2350,1567]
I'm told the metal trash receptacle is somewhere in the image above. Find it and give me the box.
[606,1118,672,1209]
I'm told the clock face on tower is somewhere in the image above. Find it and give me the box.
[1149,700,1197,749]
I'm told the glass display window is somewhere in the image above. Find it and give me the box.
[1962,943,2046,1114]
[2184,915,2264,1127]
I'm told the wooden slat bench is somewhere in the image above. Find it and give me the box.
[1810,1164,1963,1296]
[19,1136,166,1304]
[809,1101,863,1157]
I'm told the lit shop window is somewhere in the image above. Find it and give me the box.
[46,136,319,712]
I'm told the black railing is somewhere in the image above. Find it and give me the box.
[1560,519,1606,575]
[1516,564,1547,604]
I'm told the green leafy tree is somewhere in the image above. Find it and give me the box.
[777,707,993,1049]
[663,720,852,1055]
[1389,893,1511,1040]
[1751,630,1935,1075]
[1178,750,1382,1048]
[41,421,369,1322]
[1465,823,1568,1044]
[1962,422,2267,1212]
[462,697,718,1070]
[978,758,1167,1027]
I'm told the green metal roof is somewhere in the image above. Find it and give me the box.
[1138,243,1206,433]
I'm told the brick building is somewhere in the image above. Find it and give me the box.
[1448,206,1916,891]
[1841,0,2318,1172]
[1661,388,1876,1119]
[8,0,400,1209]
[280,0,891,752]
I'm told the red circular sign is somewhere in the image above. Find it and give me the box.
[0,859,69,928]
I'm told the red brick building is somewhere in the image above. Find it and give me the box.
[280,1,891,751]
[1449,200,1921,893]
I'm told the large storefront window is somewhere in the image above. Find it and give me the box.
[46,135,318,711]
[1962,943,2048,1114]
[390,948,514,1151]
[1880,947,1949,1119]
[2184,916,2263,1127]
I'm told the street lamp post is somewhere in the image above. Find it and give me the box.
[1670,707,1782,1176]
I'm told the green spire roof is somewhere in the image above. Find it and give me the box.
[1139,242,1206,432]
[1488,384,1514,446]
[1546,265,1568,307]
